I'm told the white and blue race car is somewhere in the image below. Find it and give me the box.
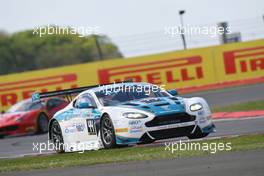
[33,82,215,153]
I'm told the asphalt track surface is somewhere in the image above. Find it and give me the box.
[183,83,264,108]
[0,83,264,158]
[4,150,264,176]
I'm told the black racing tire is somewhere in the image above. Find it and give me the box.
[188,127,209,139]
[100,114,117,149]
[37,113,49,134]
[50,120,65,153]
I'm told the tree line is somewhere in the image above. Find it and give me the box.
[0,29,123,75]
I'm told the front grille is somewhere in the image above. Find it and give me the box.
[0,125,19,133]
[149,125,195,140]
[145,113,195,127]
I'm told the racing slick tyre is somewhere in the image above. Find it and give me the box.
[187,127,209,139]
[100,114,117,149]
[37,113,49,134]
[50,120,65,153]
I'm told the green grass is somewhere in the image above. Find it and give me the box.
[213,100,264,112]
[0,134,264,173]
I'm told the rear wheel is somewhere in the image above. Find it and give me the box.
[50,121,64,153]
[188,128,209,139]
[100,114,116,149]
[37,113,49,134]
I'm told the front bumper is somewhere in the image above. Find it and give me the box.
[115,112,202,144]
[0,123,36,137]
[0,125,20,137]
[202,123,216,134]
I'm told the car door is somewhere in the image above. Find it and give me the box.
[61,93,101,151]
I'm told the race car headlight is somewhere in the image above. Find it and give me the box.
[190,103,203,111]
[123,112,148,119]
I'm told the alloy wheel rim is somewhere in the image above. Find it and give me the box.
[51,122,63,149]
[102,118,113,145]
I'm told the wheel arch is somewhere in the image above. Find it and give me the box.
[100,112,109,122]
[100,112,117,129]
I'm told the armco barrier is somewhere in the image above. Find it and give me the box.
[0,39,263,111]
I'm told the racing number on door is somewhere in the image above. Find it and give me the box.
[87,119,97,135]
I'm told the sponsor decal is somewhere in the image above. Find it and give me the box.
[129,120,142,126]
[198,117,207,124]
[223,46,264,75]
[86,119,97,135]
[0,73,78,109]
[64,123,85,134]
[115,128,129,133]
[198,110,204,116]
[156,121,195,130]
[0,74,77,92]
[140,98,161,104]
[129,129,143,134]
[129,120,143,133]
[98,56,204,85]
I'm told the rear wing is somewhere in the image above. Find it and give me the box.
[32,85,97,102]
[32,80,133,102]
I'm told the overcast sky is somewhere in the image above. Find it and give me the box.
[1,0,264,56]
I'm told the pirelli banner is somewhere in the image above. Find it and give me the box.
[0,39,263,110]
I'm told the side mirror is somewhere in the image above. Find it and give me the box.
[78,102,94,109]
[168,89,178,96]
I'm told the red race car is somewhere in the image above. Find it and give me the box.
[0,98,68,138]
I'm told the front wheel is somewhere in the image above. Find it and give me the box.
[188,127,209,139]
[37,113,49,134]
[50,121,65,153]
[100,114,116,149]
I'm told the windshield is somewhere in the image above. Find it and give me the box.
[95,85,169,106]
[6,100,43,113]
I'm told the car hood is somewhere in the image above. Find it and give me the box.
[119,97,185,115]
